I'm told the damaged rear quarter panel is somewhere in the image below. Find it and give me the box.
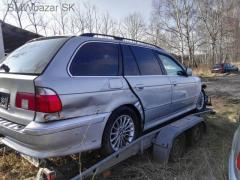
[35,76,141,122]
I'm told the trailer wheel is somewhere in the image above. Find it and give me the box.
[169,134,186,162]
[190,124,203,145]
[101,107,140,155]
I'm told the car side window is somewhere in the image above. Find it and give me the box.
[157,54,184,75]
[69,42,119,76]
[130,46,162,75]
[122,45,140,76]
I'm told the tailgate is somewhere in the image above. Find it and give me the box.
[0,73,37,125]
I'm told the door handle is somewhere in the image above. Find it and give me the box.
[172,81,177,87]
[136,86,144,90]
[135,84,144,91]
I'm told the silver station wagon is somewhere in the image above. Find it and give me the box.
[0,34,206,158]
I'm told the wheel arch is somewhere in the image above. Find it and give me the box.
[124,104,144,131]
[100,103,144,154]
[101,103,144,143]
[109,103,144,130]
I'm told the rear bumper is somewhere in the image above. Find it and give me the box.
[0,113,110,158]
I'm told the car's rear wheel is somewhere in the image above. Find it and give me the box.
[102,107,140,155]
[196,90,206,112]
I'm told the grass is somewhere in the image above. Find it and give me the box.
[193,65,213,77]
[0,152,37,179]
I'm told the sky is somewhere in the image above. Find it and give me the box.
[0,0,153,25]
[85,0,153,21]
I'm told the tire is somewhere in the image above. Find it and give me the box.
[169,134,186,162]
[195,90,206,112]
[101,107,140,155]
[190,124,203,145]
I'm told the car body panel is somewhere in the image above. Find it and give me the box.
[229,149,238,180]
[0,112,110,158]
[0,73,37,125]
[169,75,200,112]
[34,76,139,122]
[125,75,172,126]
[229,125,240,180]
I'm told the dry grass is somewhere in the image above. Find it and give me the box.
[193,65,213,77]
[0,151,37,179]
[0,75,239,180]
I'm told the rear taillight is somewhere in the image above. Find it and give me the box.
[16,92,36,111]
[236,152,240,170]
[16,87,62,113]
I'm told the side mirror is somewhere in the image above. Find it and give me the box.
[186,68,192,76]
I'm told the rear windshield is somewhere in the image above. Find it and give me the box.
[0,37,68,75]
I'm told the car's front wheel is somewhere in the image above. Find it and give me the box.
[196,90,206,112]
[102,107,140,155]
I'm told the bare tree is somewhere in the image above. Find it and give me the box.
[8,0,27,28]
[181,0,200,67]
[52,0,69,35]
[93,5,100,33]
[150,0,186,63]
[197,0,226,64]
[84,3,100,33]
[1,0,12,22]
[38,16,49,36]
[122,12,146,40]
[101,12,113,35]
[25,0,43,33]
[150,0,209,67]
[50,18,59,35]
[73,4,86,34]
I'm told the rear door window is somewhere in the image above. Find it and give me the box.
[0,38,68,75]
[69,42,119,76]
[121,45,140,76]
[130,46,162,75]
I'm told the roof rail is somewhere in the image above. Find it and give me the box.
[80,33,162,49]
[27,36,71,43]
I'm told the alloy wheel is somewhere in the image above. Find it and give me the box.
[110,115,135,151]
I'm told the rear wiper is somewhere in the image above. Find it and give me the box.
[0,64,10,72]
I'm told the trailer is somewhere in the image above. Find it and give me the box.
[31,108,213,180]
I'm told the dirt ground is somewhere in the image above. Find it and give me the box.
[0,74,240,180]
